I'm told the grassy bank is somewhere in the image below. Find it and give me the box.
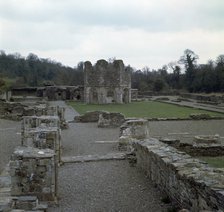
[68,101,223,118]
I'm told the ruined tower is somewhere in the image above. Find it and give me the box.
[84,59,131,104]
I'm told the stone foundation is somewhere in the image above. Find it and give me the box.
[159,136,224,157]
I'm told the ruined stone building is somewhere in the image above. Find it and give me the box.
[11,86,84,101]
[84,59,131,104]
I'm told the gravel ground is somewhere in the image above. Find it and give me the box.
[148,120,224,144]
[49,161,172,212]
[49,101,120,156]
[0,119,21,173]
[48,101,174,211]
[61,122,120,156]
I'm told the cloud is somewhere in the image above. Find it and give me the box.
[0,0,224,69]
[1,0,224,31]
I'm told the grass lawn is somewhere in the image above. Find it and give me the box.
[198,156,224,168]
[0,77,16,91]
[68,101,223,118]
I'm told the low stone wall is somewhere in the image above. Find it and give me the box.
[75,110,125,128]
[119,119,224,211]
[74,111,102,122]
[0,101,48,121]
[159,138,224,157]
[98,112,125,128]
[133,139,224,211]
[181,93,224,103]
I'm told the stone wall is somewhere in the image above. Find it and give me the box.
[75,110,125,128]
[160,138,224,157]
[97,112,125,128]
[11,85,84,101]
[0,105,63,211]
[0,101,47,121]
[119,119,224,211]
[84,59,131,104]
[10,146,57,202]
[181,93,224,104]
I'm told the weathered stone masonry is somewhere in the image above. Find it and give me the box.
[119,119,224,211]
[10,146,57,202]
[0,104,65,211]
[84,59,131,104]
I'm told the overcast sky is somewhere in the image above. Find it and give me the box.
[0,0,224,70]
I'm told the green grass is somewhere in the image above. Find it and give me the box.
[0,77,16,91]
[68,101,223,118]
[198,156,224,168]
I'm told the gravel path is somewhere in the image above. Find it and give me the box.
[49,101,120,156]
[49,161,171,212]
[0,119,21,173]
[48,101,173,211]
[61,122,120,156]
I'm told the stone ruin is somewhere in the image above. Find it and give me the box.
[118,119,224,211]
[0,104,64,211]
[118,119,149,151]
[10,147,57,201]
[84,59,131,104]
[11,85,84,101]
[74,110,125,128]
[21,117,62,163]
[97,112,125,128]
[0,100,47,121]
[159,134,224,157]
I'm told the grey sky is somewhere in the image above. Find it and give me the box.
[0,0,224,70]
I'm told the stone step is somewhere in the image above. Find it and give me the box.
[62,152,128,163]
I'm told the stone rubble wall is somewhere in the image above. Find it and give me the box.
[75,110,125,128]
[21,127,62,163]
[0,101,47,121]
[10,146,57,202]
[0,104,63,211]
[159,138,224,157]
[119,119,224,211]
[0,101,68,129]
[97,112,125,128]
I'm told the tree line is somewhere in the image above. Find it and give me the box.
[0,49,224,93]
[132,49,224,93]
[0,51,84,89]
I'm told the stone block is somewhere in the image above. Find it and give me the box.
[120,119,149,139]
[10,146,57,202]
[97,112,125,128]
